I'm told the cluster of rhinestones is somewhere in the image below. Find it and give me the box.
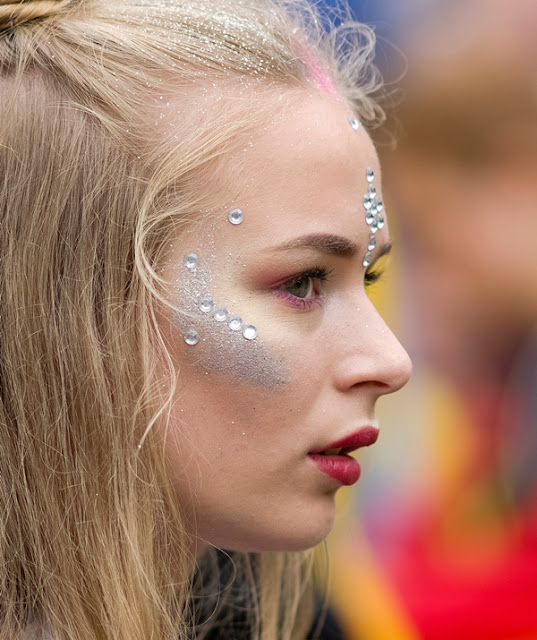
[362,167,385,267]
[197,296,258,341]
[182,245,258,345]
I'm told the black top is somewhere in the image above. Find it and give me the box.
[191,550,346,639]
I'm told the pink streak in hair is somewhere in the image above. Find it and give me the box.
[296,42,339,97]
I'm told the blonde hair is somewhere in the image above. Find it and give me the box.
[0,1,382,638]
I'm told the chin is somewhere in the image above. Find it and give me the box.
[201,506,336,553]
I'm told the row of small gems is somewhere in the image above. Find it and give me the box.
[362,167,385,267]
[197,296,258,341]
[182,208,258,345]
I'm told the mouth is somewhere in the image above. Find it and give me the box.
[310,426,379,456]
[315,447,352,456]
[308,426,379,486]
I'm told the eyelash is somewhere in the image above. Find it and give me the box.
[274,265,385,309]
[365,268,385,288]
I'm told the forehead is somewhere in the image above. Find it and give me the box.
[213,91,384,246]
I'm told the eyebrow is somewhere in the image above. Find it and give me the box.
[269,232,392,262]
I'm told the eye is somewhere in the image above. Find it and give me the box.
[282,274,316,299]
[364,267,385,288]
[275,267,331,309]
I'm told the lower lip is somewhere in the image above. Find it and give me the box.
[308,453,361,486]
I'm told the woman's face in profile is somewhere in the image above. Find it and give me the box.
[159,93,412,552]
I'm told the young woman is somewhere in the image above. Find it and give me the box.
[0,0,411,638]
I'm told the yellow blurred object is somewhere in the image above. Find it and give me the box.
[329,528,421,640]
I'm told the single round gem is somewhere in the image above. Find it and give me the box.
[242,325,258,340]
[366,167,375,183]
[348,117,360,131]
[228,208,244,225]
[363,195,372,210]
[228,315,243,331]
[371,220,379,233]
[376,199,384,212]
[368,235,376,251]
[183,329,200,346]
[377,215,385,229]
[363,252,372,268]
[365,211,375,225]
[368,184,376,197]
[184,253,198,270]
[370,203,378,215]
[199,297,214,313]
[213,307,229,322]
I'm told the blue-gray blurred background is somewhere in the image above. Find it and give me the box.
[323,2,537,638]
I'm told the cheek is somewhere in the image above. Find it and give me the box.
[169,250,292,389]
[172,307,290,390]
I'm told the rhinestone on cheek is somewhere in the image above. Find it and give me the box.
[213,307,229,322]
[228,208,244,225]
[242,325,258,341]
[348,117,360,131]
[228,315,243,331]
[184,253,198,270]
[199,297,214,313]
[184,329,200,346]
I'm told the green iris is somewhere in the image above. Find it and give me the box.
[284,276,311,298]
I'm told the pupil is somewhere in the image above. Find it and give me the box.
[288,277,310,298]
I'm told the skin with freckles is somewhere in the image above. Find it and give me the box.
[159,92,412,553]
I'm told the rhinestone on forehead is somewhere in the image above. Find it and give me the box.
[228,208,244,225]
[362,168,385,268]
[348,117,360,131]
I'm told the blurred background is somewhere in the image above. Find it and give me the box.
[321,1,537,638]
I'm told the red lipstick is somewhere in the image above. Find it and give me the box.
[308,426,379,486]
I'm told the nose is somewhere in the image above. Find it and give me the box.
[332,297,412,396]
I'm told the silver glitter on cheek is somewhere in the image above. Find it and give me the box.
[228,315,243,331]
[228,208,244,225]
[172,241,288,388]
[199,297,214,313]
[348,117,360,131]
[242,325,258,340]
[184,329,200,346]
[184,253,199,270]
[213,307,229,322]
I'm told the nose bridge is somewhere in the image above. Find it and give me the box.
[335,294,412,394]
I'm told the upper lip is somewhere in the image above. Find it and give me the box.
[309,426,379,455]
